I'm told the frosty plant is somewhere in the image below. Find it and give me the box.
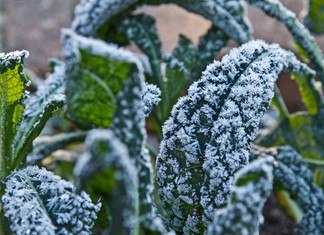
[1,0,324,234]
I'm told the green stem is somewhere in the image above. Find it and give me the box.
[272,85,289,120]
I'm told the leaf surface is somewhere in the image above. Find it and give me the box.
[156,40,314,233]
[62,29,141,128]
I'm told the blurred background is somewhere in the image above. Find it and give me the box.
[1,0,324,111]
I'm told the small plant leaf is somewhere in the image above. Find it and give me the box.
[207,157,274,235]
[0,50,29,180]
[246,0,324,81]
[304,0,324,35]
[2,166,100,235]
[62,29,142,128]
[156,40,314,233]
[74,129,139,235]
[251,146,324,234]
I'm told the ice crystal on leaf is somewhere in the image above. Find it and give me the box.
[156,40,314,234]
[2,166,100,235]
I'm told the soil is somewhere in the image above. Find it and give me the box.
[260,193,295,235]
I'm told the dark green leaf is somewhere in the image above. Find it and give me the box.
[157,40,314,233]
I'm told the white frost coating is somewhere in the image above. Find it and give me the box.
[207,157,274,235]
[0,50,29,68]
[61,28,144,74]
[2,166,101,235]
[156,40,314,234]
[142,83,161,117]
[72,0,138,36]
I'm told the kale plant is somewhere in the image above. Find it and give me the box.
[0,0,324,234]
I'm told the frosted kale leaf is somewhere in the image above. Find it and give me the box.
[0,50,29,180]
[74,129,138,235]
[207,157,274,235]
[156,40,314,234]
[62,28,143,128]
[246,0,324,80]
[2,166,100,235]
[251,146,324,234]
[143,83,161,117]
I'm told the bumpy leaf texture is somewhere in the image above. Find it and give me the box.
[0,50,29,180]
[72,0,251,44]
[251,146,324,234]
[74,129,138,235]
[156,40,314,234]
[207,157,274,235]
[2,166,100,235]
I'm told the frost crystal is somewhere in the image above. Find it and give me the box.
[156,40,314,234]
[142,83,161,117]
[2,166,101,235]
